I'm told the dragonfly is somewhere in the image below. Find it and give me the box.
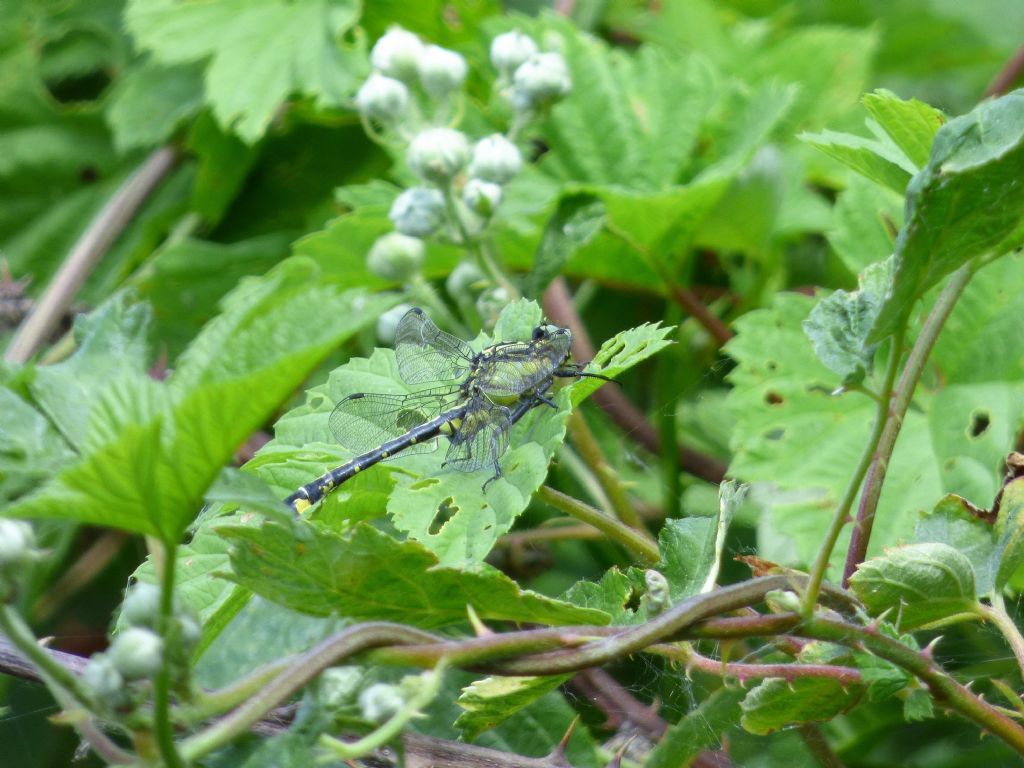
[285,307,610,513]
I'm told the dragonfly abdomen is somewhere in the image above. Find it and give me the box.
[286,403,470,513]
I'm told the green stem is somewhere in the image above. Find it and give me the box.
[185,659,290,722]
[537,485,659,565]
[152,545,185,768]
[566,410,650,535]
[179,623,438,762]
[0,604,95,707]
[151,544,184,765]
[842,263,974,583]
[982,594,1024,680]
[801,331,905,615]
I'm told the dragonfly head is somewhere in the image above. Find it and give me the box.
[531,323,571,343]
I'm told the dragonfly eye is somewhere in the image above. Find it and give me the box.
[532,326,546,340]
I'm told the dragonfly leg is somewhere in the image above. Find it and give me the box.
[535,393,557,409]
[482,433,504,492]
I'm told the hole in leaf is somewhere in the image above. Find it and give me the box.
[410,478,440,490]
[624,587,642,614]
[969,411,991,438]
[79,166,98,184]
[764,428,785,441]
[766,361,778,372]
[765,391,783,406]
[428,497,458,535]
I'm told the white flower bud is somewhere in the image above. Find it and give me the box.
[446,261,486,298]
[367,232,425,281]
[490,31,538,76]
[512,52,571,109]
[83,654,129,707]
[469,134,522,184]
[407,128,470,183]
[462,178,502,217]
[359,682,404,723]
[370,27,423,82]
[476,286,511,329]
[121,582,161,629]
[389,187,446,237]
[376,303,415,345]
[0,520,36,568]
[355,74,410,123]
[108,627,164,680]
[418,45,467,97]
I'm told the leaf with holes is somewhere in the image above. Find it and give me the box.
[726,254,1024,570]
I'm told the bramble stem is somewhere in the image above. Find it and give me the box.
[842,263,974,583]
[801,329,905,615]
[537,485,659,564]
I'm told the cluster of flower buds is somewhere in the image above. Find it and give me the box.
[81,582,200,711]
[355,27,468,133]
[356,27,571,327]
[490,30,571,112]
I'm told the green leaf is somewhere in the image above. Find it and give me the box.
[524,193,605,299]
[124,0,362,143]
[994,476,1024,590]
[861,89,945,169]
[219,520,609,628]
[800,128,915,194]
[4,261,388,539]
[849,542,980,629]
[0,387,75,504]
[916,494,996,596]
[903,688,935,721]
[828,176,903,275]
[646,687,745,768]
[802,258,892,385]
[186,111,259,224]
[455,674,571,741]
[105,60,205,152]
[563,567,642,626]
[29,294,152,450]
[128,234,289,357]
[740,676,861,735]
[871,90,1024,341]
[538,25,717,190]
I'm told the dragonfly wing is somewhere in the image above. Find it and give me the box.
[395,308,476,385]
[328,388,456,457]
[443,399,512,473]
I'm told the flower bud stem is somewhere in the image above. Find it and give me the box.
[441,186,518,299]
[408,275,469,337]
[318,665,445,760]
